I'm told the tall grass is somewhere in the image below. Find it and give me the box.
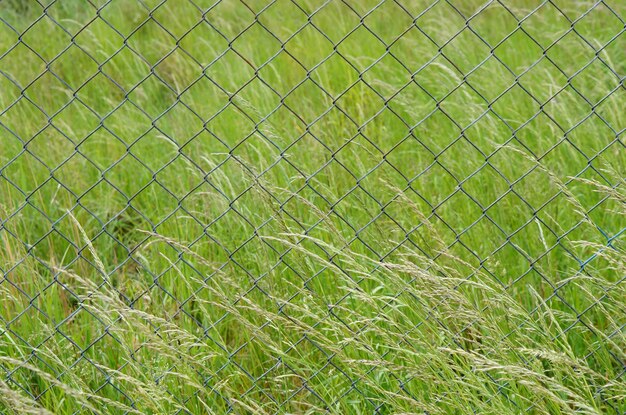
[0,0,625,413]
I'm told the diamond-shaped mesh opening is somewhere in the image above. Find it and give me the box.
[258,50,308,97]
[517,56,569,104]
[21,16,71,62]
[257,0,308,42]
[24,71,73,116]
[233,23,283,68]
[493,28,544,75]
[336,25,386,74]
[203,0,256,40]
[567,113,616,158]
[415,1,466,46]
[76,128,124,173]
[156,156,205,199]
[438,136,485,179]
[234,133,282,173]
[410,162,458,207]
[178,19,228,66]
[285,23,334,70]
[205,209,255,255]
[386,82,436,127]
[512,166,560,211]
[103,102,152,145]
[283,78,329,125]
[181,128,230,165]
[389,227,425,267]
[126,18,176,66]
[204,49,255,93]
[0,2,42,32]
[469,3,518,46]
[360,161,406,203]
[465,55,516,103]
[548,30,598,75]
[49,45,99,92]
[540,137,589,181]
[130,181,179,225]
[72,16,125,62]
[363,1,413,45]
[1,98,49,140]
[360,107,408,151]
[362,53,412,99]
[0,126,23,169]
[335,82,384,127]
[180,76,229,121]
[153,101,203,144]
[388,25,438,73]
[543,86,592,132]
[459,215,507,261]
[98,0,150,37]
[443,27,491,75]
[152,0,202,39]
[599,27,626,67]
[53,153,100,197]
[104,153,153,196]
[283,131,328,172]
[574,2,625,46]
[0,16,19,53]
[521,2,572,48]
[592,139,626,182]
[26,126,75,170]
[309,160,357,206]
[508,218,560,263]
[489,144,535,184]
[595,85,626,133]
[205,104,255,149]
[101,46,150,92]
[5,305,54,347]
[127,74,177,119]
[0,43,46,88]
[1,151,50,194]
[46,2,97,35]
[570,58,622,105]
[413,54,463,103]
[438,82,488,128]
[234,77,282,122]
[333,186,379,231]
[310,1,360,44]
[514,111,562,157]
[0,73,22,111]
[154,48,201,92]
[491,83,540,130]
[76,72,125,116]
[412,108,461,154]
[491,191,536,237]
[438,189,484,233]
[309,52,359,98]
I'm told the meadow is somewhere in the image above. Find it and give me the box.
[0,0,625,413]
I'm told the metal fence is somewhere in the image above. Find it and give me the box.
[0,0,625,413]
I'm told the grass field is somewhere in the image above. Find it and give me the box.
[0,0,625,413]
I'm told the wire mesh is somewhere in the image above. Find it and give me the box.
[0,0,625,413]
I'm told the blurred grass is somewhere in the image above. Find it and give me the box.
[0,0,625,414]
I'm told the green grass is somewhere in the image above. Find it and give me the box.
[0,0,625,413]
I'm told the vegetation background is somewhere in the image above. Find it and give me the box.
[0,0,624,413]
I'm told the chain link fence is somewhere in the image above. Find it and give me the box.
[0,0,625,413]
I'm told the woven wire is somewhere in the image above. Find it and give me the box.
[0,0,625,413]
